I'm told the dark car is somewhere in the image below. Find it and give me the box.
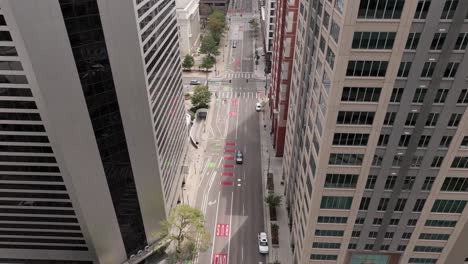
[189,80,201,85]
[236,150,243,164]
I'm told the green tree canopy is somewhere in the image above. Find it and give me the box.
[159,204,210,263]
[200,34,220,58]
[207,10,226,43]
[265,193,282,209]
[249,18,259,36]
[191,85,212,109]
[182,54,195,70]
[200,55,215,71]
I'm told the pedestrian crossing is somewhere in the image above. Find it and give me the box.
[225,72,253,79]
[215,91,259,99]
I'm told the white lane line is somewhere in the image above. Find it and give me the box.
[235,95,240,140]
[217,156,223,168]
[227,191,234,264]
[241,246,244,262]
[243,171,245,181]
[224,102,231,138]
[210,191,221,264]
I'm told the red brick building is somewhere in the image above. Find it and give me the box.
[268,0,298,157]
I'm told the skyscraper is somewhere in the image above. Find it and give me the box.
[0,0,187,263]
[283,0,468,263]
[268,0,299,157]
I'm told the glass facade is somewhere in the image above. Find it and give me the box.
[58,0,146,256]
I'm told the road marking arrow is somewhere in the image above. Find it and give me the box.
[208,200,217,206]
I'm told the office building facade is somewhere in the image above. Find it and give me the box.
[268,0,299,157]
[283,0,468,263]
[0,0,187,263]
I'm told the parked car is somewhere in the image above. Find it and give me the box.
[258,232,269,254]
[236,150,243,164]
[232,40,237,48]
[255,102,262,111]
[190,80,201,85]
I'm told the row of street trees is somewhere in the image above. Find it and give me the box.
[182,9,226,74]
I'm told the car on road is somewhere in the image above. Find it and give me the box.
[232,40,237,48]
[236,150,243,164]
[189,80,201,85]
[258,232,269,254]
[255,102,262,112]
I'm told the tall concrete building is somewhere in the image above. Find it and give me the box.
[0,0,187,263]
[283,0,468,263]
[175,0,201,56]
[265,0,276,56]
[268,0,299,157]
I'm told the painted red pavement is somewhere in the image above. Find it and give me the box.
[223,164,234,168]
[231,99,238,106]
[225,148,235,153]
[220,181,233,186]
[222,172,234,176]
[216,224,230,237]
[229,111,236,117]
[225,142,236,146]
[213,253,228,264]
[224,156,234,160]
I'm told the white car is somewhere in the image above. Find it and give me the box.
[189,80,201,85]
[258,232,269,254]
[255,102,262,112]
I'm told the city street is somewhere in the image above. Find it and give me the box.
[194,0,267,262]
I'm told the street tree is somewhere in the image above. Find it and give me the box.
[182,54,195,70]
[249,18,259,36]
[264,193,282,209]
[159,204,210,263]
[207,10,226,43]
[199,4,213,17]
[191,85,212,110]
[200,33,220,58]
[200,55,215,72]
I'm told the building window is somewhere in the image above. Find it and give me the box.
[359,197,371,210]
[404,177,416,190]
[414,246,444,253]
[461,136,468,148]
[413,88,427,103]
[444,62,459,78]
[384,112,396,126]
[408,258,437,263]
[377,198,389,211]
[390,218,400,225]
[421,62,436,78]
[406,112,419,126]
[310,254,338,260]
[312,242,341,249]
[325,47,335,69]
[373,218,383,225]
[348,243,357,249]
[422,177,435,191]
[431,156,444,167]
[408,219,418,226]
[440,136,452,148]
[411,156,423,168]
[330,20,340,43]
[402,232,412,239]
[413,199,426,212]
[434,89,449,103]
[357,0,405,19]
[378,134,389,146]
[372,154,383,166]
[346,60,388,77]
[397,245,407,251]
[341,87,381,102]
[457,89,468,104]
[424,219,457,227]
[394,198,407,211]
[448,113,462,127]
[0,31,12,41]
[384,232,394,239]
[431,199,467,213]
[430,33,446,50]
[351,230,361,237]
[419,233,450,240]
[368,231,378,238]
[352,32,396,49]
[441,177,468,192]
[414,0,431,19]
[399,134,411,147]
[405,32,421,50]
[315,229,345,237]
[441,0,458,19]
[365,175,378,189]
[364,244,374,250]
[337,111,375,125]
[397,62,412,77]
[320,196,353,209]
[354,217,365,225]
[384,176,397,190]
[418,135,431,147]
[393,155,403,167]
[319,36,326,53]
[333,133,369,146]
[390,87,404,103]
[317,216,348,224]
[454,33,468,50]
[324,174,359,188]
[425,113,439,127]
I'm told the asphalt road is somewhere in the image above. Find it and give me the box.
[194,0,267,262]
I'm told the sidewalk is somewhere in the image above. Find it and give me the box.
[259,104,292,263]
